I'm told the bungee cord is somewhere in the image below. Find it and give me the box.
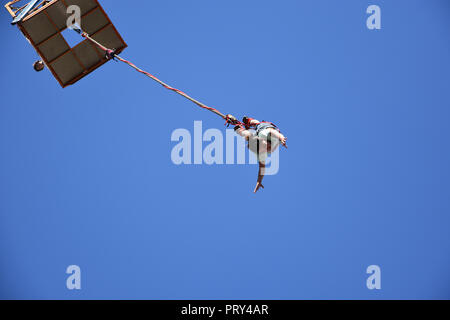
[78,29,242,127]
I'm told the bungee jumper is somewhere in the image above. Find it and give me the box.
[234,117,287,193]
[5,0,287,192]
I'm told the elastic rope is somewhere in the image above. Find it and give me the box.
[81,32,244,127]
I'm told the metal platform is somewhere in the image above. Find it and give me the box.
[5,0,127,87]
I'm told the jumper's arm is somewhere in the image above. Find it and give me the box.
[254,161,266,193]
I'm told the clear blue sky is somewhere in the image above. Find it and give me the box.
[1,0,450,299]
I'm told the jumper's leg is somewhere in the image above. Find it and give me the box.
[234,126,252,140]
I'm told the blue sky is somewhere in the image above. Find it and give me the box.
[1,0,450,299]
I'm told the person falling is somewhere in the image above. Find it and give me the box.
[232,116,287,193]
